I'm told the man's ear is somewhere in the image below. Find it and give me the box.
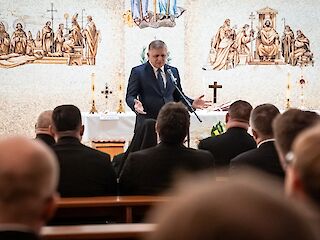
[252,129,258,141]
[49,125,55,136]
[80,125,84,136]
[225,112,230,123]
[41,192,59,223]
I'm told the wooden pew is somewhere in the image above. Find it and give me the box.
[49,196,169,225]
[41,223,156,240]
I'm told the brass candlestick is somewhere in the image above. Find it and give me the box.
[117,84,125,113]
[89,73,98,114]
[285,72,291,110]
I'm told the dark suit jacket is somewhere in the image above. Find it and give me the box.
[230,140,285,178]
[126,61,193,130]
[198,127,256,168]
[119,142,214,195]
[0,231,39,240]
[52,136,117,197]
[35,133,55,147]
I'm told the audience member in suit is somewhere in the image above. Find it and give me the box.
[198,100,256,169]
[285,124,320,210]
[50,104,117,197]
[34,110,55,147]
[112,118,157,177]
[230,104,284,178]
[119,102,214,195]
[0,136,59,240]
[148,170,318,240]
[126,39,210,131]
[272,108,320,171]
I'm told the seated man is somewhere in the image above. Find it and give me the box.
[198,100,256,168]
[272,109,320,170]
[35,110,55,146]
[230,104,284,178]
[119,102,214,195]
[0,136,59,239]
[50,104,117,197]
[285,124,320,209]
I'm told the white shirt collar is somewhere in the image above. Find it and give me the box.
[149,62,165,74]
[257,138,275,148]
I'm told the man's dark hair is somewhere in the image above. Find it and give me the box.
[157,102,190,144]
[148,40,167,50]
[250,104,280,137]
[52,105,82,132]
[228,100,252,123]
[273,109,320,155]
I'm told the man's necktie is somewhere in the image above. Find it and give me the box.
[157,68,165,92]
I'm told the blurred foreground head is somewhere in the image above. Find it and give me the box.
[0,136,59,233]
[286,124,320,209]
[148,170,317,240]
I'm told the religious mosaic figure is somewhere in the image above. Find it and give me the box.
[291,30,313,66]
[83,16,99,65]
[34,31,42,48]
[256,19,280,61]
[26,31,35,56]
[42,21,53,54]
[64,14,83,52]
[55,23,65,53]
[210,19,237,70]
[10,23,27,54]
[281,25,294,64]
[158,0,178,21]
[235,24,253,55]
[131,0,149,26]
[0,22,10,55]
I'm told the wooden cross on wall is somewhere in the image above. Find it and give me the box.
[209,81,222,103]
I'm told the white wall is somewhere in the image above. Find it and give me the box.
[0,0,319,136]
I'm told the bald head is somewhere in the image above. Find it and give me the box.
[0,136,58,229]
[35,110,53,134]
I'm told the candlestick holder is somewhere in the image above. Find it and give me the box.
[89,73,98,114]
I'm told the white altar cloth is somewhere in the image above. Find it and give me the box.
[82,110,227,147]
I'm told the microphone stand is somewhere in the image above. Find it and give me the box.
[167,70,202,123]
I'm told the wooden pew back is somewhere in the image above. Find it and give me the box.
[41,223,156,240]
[49,196,169,225]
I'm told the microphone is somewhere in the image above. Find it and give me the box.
[166,68,177,85]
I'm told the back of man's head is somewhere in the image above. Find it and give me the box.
[148,171,317,240]
[250,104,280,139]
[287,124,320,208]
[228,100,252,123]
[35,110,53,134]
[272,109,320,167]
[157,102,190,144]
[52,104,82,132]
[0,136,59,232]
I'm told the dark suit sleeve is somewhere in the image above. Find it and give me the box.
[172,68,194,107]
[126,68,140,112]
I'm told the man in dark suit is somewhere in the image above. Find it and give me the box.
[0,136,59,240]
[198,100,256,169]
[119,102,214,195]
[34,110,55,147]
[126,39,210,130]
[50,104,117,197]
[230,104,284,178]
